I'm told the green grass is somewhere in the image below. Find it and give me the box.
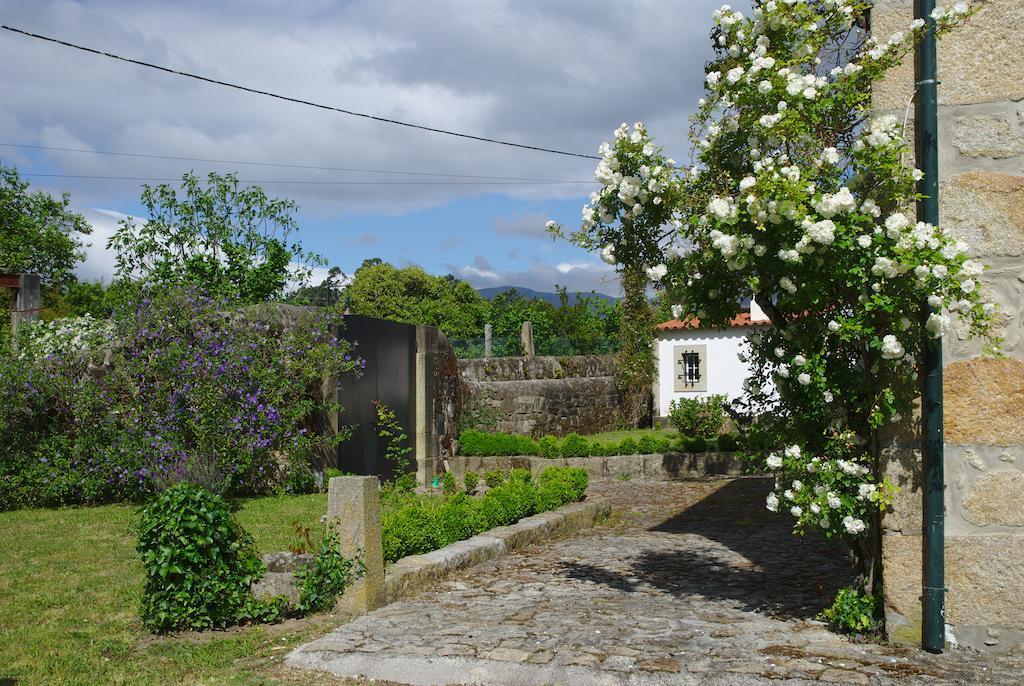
[0,493,343,686]
[582,427,678,444]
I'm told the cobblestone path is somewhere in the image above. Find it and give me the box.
[288,479,1023,685]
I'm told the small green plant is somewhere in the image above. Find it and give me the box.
[537,435,560,459]
[288,520,316,555]
[483,469,505,488]
[637,435,659,454]
[667,395,726,438]
[820,585,880,635]
[294,528,363,615]
[442,471,458,495]
[459,429,540,457]
[137,483,283,633]
[618,437,638,455]
[463,470,480,495]
[375,400,414,479]
[559,433,590,458]
[716,433,740,452]
[281,454,317,495]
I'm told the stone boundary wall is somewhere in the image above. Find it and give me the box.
[873,0,1024,652]
[448,452,744,482]
[459,355,628,437]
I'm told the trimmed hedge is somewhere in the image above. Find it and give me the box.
[380,466,588,564]
[457,430,743,459]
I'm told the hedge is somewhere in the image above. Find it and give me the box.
[457,430,742,459]
[380,466,588,564]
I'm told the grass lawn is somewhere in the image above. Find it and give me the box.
[0,492,361,686]
[582,426,679,444]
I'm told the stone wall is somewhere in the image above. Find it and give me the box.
[872,0,1024,652]
[458,355,628,437]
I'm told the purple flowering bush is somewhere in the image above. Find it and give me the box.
[0,288,358,509]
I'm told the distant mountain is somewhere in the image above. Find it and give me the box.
[477,286,618,306]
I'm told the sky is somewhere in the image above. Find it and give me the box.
[1,0,733,296]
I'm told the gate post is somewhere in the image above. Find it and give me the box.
[9,273,41,354]
[327,476,384,614]
[520,320,535,358]
[484,323,492,358]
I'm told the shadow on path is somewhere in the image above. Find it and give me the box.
[561,478,856,620]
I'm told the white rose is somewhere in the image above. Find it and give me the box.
[766,492,780,512]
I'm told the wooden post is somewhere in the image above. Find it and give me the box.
[9,273,40,353]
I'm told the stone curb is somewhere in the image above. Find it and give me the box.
[448,452,744,483]
[382,499,611,605]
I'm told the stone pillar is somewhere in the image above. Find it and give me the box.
[520,320,535,358]
[10,273,40,353]
[873,0,1024,651]
[327,476,384,614]
[414,324,459,487]
[484,323,493,359]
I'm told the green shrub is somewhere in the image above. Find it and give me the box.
[458,429,539,457]
[536,466,589,511]
[442,471,458,495]
[463,470,480,495]
[559,433,590,458]
[820,586,880,634]
[483,469,505,488]
[137,483,283,633]
[654,438,673,454]
[716,433,740,452]
[294,528,362,615]
[509,467,532,484]
[682,436,708,453]
[281,455,317,495]
[381,505,436,562]
[636,435,659,454]
[537,435,560,459]
[618,437,638,455]
[667,395,727,438]
[481,479,537,527]
[430,493,488,547]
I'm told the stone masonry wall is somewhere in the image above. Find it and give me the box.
[873,0,1024,652]
[458,355,626,437]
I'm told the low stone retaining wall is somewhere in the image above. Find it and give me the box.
[448,452,744,482]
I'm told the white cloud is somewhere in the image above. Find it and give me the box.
[76,208,136,282]
[450,255,617,295]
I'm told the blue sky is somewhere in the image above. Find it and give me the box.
[1,0,732,295]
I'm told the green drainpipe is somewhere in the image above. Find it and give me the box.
[915,0,945,654]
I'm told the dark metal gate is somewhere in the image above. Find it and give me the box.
[337,315,416,479]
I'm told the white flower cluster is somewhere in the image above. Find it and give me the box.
[17,314,114,361]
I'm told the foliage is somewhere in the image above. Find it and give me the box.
[458,429,539,457]
[717,433,740,452]
[375,400,414,477]
[667,394,727,438]
[820,585,880,634]
[456,429,739,459]
[108,172,322,303]
[551,0,994,596]
[0,288,358,509]
[0,163,91,289]
[483,469,506,488]
[345,260,490,340]
[294,528,363,615]
[458,396,503,432]
[136,483,284,633]
[280,454,317,495]
[559,433,590,458]
[441,471,458,495]
[463,470,480,495]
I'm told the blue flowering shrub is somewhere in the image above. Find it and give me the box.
[0,288,359,509]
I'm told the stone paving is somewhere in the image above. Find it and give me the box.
[288,478,1024,685]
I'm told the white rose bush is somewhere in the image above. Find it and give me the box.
[17,314,114,362]
[553,0,999,617]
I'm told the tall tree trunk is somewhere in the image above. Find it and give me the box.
[616,263,655,428]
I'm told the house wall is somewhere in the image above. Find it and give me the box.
[872,0,1024,652]
[654,327,767,417]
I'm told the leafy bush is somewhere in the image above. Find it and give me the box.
[678,436,708,453]
[637,435,659,454]
[536,466,589,511]
[375,400,413,477]
[442,471,458,495]
[430,493,488,547]
[537,435,560,459]
[716,433,740,452]
[294,528,362,615]
[458,429,539,457]
[667,395,727,438]
[281,454,317,495]
[820,586,879,634]
[618,437,638,455]
[463,470,480,495]
[509,467,532,484]
[483,469,505,488]
[137,483,283,633]
[381,505,436,562]
[559,433,590,458]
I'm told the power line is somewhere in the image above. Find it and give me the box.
[20,172,596,186]
[1,24,602,161]
[0,142,592,183]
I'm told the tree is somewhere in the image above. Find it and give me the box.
[108,172,322,304]
[0,163,91,288]
[555,1,995,605]
[344,261,490,340]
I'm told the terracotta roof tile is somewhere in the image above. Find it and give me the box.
[656,312,771,331]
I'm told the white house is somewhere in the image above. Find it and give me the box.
[653,299,772,419]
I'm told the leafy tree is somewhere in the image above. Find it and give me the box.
[344,261,489,340]
[554,1,994,600]
[108,172,322,303]
[0,164,91,288]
